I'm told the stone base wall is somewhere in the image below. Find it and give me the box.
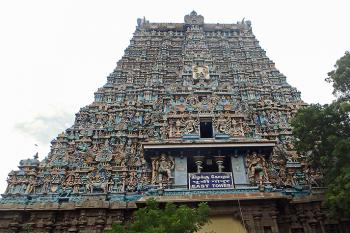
[0,197,349,233]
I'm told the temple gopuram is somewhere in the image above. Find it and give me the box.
[0,11,348,233]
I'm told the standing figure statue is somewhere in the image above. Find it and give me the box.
[5,172,17,194]
[151,154,175,185]
[158,154,174,181]
[246,152,269,187]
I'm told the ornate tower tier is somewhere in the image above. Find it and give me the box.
[1,11,344,233]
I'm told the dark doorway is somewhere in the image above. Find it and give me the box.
[200,121,213,138]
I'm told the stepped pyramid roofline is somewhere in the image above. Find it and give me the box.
[2,10,309,206]
[136,11,252,32]
[0,11,335,233]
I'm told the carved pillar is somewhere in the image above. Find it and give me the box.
[253,211,263,233]
[67,221,78,232]
[9,215,20,233]
[62,214,72,232]
[54,223,63,233]
[96,211,106,233]
[270,210,280,233]
[281,215,293,233]
[150,157,158,184]
[78,210,88,231]
[214,156,225,172]
[244,214,256,233]
[43,213,55,233]
[315,210,326,233]
[297,213,309,233]
[308,221,318,233]
[307,208,320,233]
[193,156,205,173]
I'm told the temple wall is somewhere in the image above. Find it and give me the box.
[0,198,349,233]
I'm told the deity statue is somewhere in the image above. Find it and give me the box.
[86,169,111,194]
[5,173,17,194]
[175,119,182,137]
[245,152,269,186]
[192,65,209,80]
[151,154,174,185]
[25,176,36,194]
[126,171,138,192]
[214,115,229,134]
[42,175,51,194]
[183,117,199,135]
[198,96,209,112]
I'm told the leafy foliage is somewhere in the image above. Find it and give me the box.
[109,198,210,233]
[326,51,350,99]
[326,167,350,217]
[292,51,350,218]
[292,102,350,175]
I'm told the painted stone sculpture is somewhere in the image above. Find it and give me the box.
[2,11,320,201]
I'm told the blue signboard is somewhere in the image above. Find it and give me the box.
[188,172,234,190]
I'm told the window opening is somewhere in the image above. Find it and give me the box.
[200,121,213,138]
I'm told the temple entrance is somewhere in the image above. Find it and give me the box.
[198,216,247,233]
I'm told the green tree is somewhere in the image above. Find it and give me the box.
[326,51,350,99]
[291,51,350,218]
[109,198,210,233]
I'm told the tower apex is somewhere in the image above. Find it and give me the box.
[184,10,204,25]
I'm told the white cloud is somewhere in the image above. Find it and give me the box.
[14,110,73,145]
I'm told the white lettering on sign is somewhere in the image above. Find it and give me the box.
[188,172,233,190]
[190,184,210,189]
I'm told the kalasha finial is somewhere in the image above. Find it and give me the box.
[184,11,204,25]
[137,16,148,28]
